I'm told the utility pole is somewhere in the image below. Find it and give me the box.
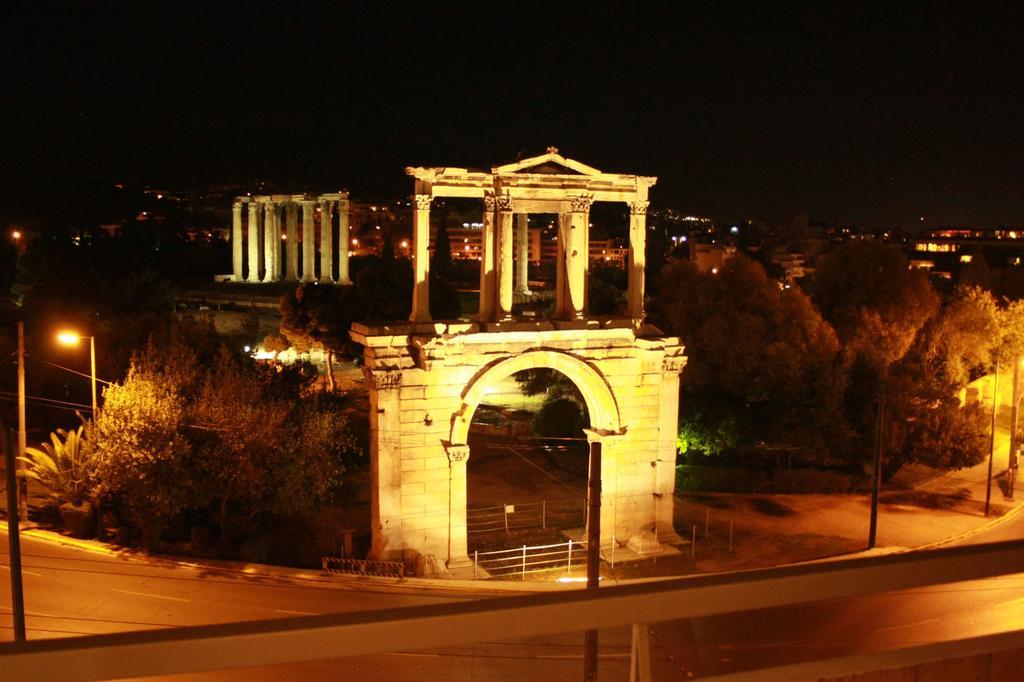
[583,438,602,682]
[3,422,26,641]
[1011,359,1021,471]
[16,321,27,522]
[985,361,999,517]
[868,391,884,549]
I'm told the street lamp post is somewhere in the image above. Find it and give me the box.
[56,331,98,415]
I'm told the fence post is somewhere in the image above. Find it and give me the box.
[522,545,527,581]
[504,504,510,537]
[567,539,573,575]
[705,508,710,540]
[474,550,478,579]
[542,499,547,529]
[729,520,734,552]
[611,532,616,568]
[691,524,696,560]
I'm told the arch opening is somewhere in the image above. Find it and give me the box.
[466,366,592,554]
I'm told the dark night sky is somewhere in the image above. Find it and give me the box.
[3,2,1023,230]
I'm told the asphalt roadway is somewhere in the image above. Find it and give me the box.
[2,516,1024,680]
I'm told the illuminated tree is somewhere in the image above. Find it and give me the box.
[656,256,846,456]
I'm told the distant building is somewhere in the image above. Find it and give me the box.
[690,242,736,273]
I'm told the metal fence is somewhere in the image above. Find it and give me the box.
[321,556,406,578]
[466,497,586,536]
[471,539,588,580]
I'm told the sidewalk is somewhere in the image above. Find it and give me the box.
[608,450,1021,580]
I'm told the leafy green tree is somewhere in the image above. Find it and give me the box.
[655,255,847,457]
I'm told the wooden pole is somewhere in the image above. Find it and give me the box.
[868,390,884,549]
[16,321,27,522]
[986,362,999,517]
[4,422,26,641]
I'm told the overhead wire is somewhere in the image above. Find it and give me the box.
[24,354,114,385]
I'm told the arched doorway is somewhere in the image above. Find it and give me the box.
[465,367,592,555]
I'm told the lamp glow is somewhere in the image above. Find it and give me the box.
[56,331,82,347]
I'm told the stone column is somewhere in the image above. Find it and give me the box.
[554,212,570,318]
[566,194,593,319]
[367,369,404,562]
[496,194,515,320]
[246,201,260,283]
[320,199,334,283]
[409,194,432,323]
[478,194,497,321]
[231,201,243,281]
[515,213,530,294]
[627,200,649,320]
[445,444,470,566]
[656,355,686,541]
[262,202,277,282]
[300,200,316,282]
[337,195,351,285]
[285,203,299,281]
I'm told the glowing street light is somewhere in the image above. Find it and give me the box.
[56,330,98,415]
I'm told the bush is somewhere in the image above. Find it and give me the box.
[675,465,767,493]
[675,464,865,494]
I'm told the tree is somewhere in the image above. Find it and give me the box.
[872,286,998,478]
[811,242,941,463]
[431,223,453,279]
[280,283,359,391]
[20,421,93,507]
[812,241,939,368]
[89,363,194,547]
[532,396,587,438]
[655,255,847,457]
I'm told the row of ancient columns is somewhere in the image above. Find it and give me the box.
[231,195,351,284]
[408,192,648,324]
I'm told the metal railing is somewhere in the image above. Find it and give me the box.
[321,556,406,578]
[2,540,1024,681]
[466,497,586,536]
[472,539,588,579]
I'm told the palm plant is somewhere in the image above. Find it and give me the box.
[20,424,94,506]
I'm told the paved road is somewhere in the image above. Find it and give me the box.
[3,515,1024,680]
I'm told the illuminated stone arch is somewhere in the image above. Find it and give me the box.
[449,349,621,448]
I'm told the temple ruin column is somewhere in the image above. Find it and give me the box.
[515,213,530,294]
[627,200,649,320]
[246,201,260,283]
[285,202,298,281]
[231,201,243,281]
[320,199,334,283]
[565,194,592,319]
[478,194,497,321]
[337,195,351,285]
[409,194,432,323]
[300,200,316,282]
[554,212,570,318]
[262,202,278,283]
[496,194,514,320]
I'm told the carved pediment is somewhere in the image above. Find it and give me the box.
[493,149,603,177]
